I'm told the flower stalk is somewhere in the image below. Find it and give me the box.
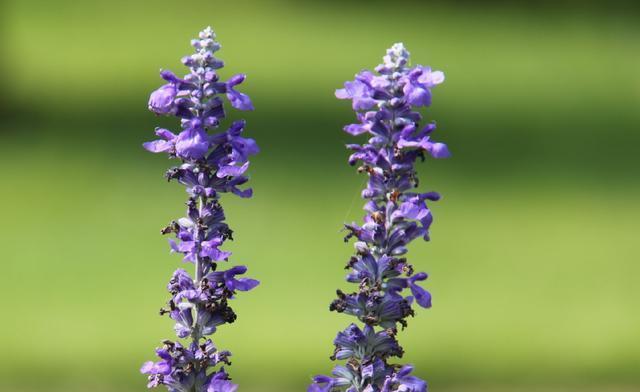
[308,43,450,392]
[140,27,259,392]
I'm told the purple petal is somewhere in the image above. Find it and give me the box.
[362,363,374,379]
[160,70,185,84]
[397,365,414,378]
[143,140,173,153]
[233,278,259,291]
[404,84,431,107]
[418,69,445,86]
[177,241,194,253]
[227,74,246,87]
[409,273,431,308]
[168,239,179,253]
[428,142,451,158]
[227,90,254,111]
[201,246,231,261]
[344,124,368,136]
[312,375,333,384]
[175,289,199,301]
[155,361,172,375]
[148,84,177,114]
[208,379,238,392]
[335,88,350,99]
[422,192,441,201]
[226,266,248,276]
[140,361,155,374]
[231,187,253,198]
[353,97,376,111]
[175,128,209,160]
[216,162,249,178]
[395,201,429,221]
[155,128,176,140]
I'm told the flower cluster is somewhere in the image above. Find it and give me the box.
[309,43,450,392]
[141,27,258,392]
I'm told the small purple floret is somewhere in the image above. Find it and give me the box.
[149,84,178,114]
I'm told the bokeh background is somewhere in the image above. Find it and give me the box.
[2,0,639,391]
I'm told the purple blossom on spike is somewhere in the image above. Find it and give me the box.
[140,27,258,392]
[309,43,450,392]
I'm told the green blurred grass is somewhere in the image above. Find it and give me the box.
[1,0,640,391]
[4,0,640,177]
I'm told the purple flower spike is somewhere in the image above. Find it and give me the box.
[310,43,450,392]
[140,27,259,392]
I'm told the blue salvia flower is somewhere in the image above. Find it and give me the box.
[140,27,258,392]
[309,43,450,392]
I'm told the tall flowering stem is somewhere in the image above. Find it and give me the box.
[140,27,259,392]
[309,44,450,392]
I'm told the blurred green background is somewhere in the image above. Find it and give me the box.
[2,0,639,391]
